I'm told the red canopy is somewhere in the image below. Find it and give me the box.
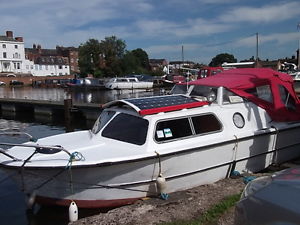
[187,68,300,122]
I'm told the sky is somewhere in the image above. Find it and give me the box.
[1,0,300,64]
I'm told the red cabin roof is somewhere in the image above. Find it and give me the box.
[188,68,300,122]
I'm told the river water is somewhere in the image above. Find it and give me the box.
[0,86,168,225]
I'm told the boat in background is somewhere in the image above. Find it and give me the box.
[197,66,224,79]
[161,74,186,86]
[1,68,300,209]
[104,77,153,90]
[279,62,300,81]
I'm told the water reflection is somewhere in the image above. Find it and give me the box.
[0,119,67,224]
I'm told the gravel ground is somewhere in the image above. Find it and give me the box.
[70,176,246,225]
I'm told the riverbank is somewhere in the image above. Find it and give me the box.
[69,161,298,225]
[70,176,245,225]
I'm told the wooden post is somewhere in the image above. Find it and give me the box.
[64,93,73,132]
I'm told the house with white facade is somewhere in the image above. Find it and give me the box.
[0,31,27,74]
[0,31,70,76]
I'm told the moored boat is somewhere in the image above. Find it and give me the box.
[104,77,153,90]
[1,68,300,208]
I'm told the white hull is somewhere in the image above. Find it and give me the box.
[104,77,153,90]
[3,122,300,208]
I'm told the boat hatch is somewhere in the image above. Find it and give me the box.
[104,95,209,116]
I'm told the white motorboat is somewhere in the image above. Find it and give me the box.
[104,77,153,90]
[1,68,300,208]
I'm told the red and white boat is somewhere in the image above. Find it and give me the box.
[1,68,300,208]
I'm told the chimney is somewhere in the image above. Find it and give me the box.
[6,31,13,38]
[15,37,23,42]
[37,44,42,54]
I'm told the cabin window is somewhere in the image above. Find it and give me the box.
[190,85,218,102]
[191,114,222,134]
[278,85,296,111]
[222,89,243,104]
[245,85,273,103]
[171,84,189,94]
[92,110,116,134]
[155,118,192,142]
[102,113,149,145]
[199,69,208,78]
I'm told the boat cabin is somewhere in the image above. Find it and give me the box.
[95,68,300,147]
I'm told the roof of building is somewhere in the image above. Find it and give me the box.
[149,59,167,64]
[34,56,69,65]
[25,48,58,56]
[0,36,18,42]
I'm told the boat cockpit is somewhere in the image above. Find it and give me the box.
[171,84,244,105]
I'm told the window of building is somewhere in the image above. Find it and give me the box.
[3,52,7,58]
[2,44,6,48]
[17,63,20,69]
[35,65,38,70]
[14,45,18,49]
[39,65,42,70]
[59,65,62,69]
[45,65,48,70]
[102,113,149,145]
[155,118,192,142]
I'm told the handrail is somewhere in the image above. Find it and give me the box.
[0,143,71,157]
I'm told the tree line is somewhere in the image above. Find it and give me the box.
[78,35,238,78]
[78,36,153,78]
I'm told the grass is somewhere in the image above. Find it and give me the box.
[160,193,241,225]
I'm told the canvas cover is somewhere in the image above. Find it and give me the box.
[188,68,300,122]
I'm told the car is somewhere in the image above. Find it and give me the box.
[0,81,6,86]
[6,73,16,77]
[234,167,300,225]
[9,80,24,85]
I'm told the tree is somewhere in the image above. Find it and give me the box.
[120,51,139,74]
[78,39,102,77]
[209,53,237,67]
[100,36,126,76]
[120,48,151,75]
[131,48,150,70]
